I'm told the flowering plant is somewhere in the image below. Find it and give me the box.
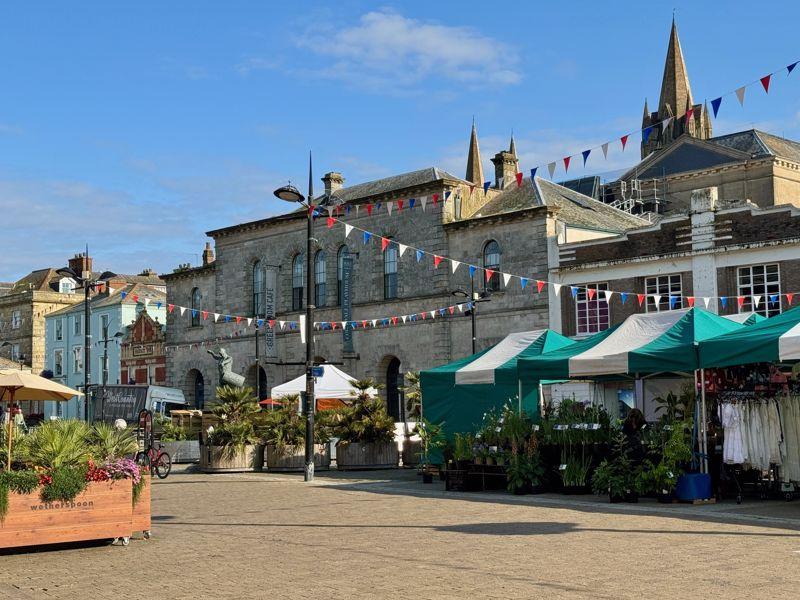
[104,458,142,485]
[85,460,110,482]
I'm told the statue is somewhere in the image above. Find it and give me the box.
[207,347,246,388]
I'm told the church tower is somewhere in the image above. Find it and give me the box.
[641,19,712,159]
[465,119,484,185]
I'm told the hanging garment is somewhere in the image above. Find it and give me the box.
[720,403,744,464]
[767,401,782,466]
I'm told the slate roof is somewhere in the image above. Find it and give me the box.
[46,283,166,317]
[471,177,648,233]
[208,167,465,237]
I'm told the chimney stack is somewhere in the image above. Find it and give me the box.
[68,252,93,279]
[322,172,344,196]
[202,242,215,266]
[491,150,519,189]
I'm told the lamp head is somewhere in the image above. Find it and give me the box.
[273,184,305,203]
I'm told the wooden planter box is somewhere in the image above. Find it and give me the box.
[131,476,151,538]
[161,440,200,464]
[265,444,331,472]
[336,442,398,470]
[0,480,133,550]
[200,444,257,473]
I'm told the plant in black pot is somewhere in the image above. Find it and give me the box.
[414,418,445,483]
[591,430,639,503]
[452,432,474,470]
[637,419,693,502]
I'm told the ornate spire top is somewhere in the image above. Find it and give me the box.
[465,120,484,185]
[509,131,517,157]
[658,19,693,118]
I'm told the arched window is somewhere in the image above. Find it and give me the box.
[337,246,349,306]
[314,251,326,307]
[385,357,402,421]
[187,369,204,409]
[292,254,304,311]
[384,240,398,299]
[253,261,264,317]
[483,240,501,292]
[190,287,201,327]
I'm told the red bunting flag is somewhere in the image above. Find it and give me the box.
[787,293,795,305]
[326,217,335,229]
[536,280,545,293]
[685,107,694,121]
[391,316,398,325]
[737,296,746,308]
[448,306,455,315]
[366,204,374,216]
[361,320,367,328]
[515,172,523,187]
[621,135,629,151]
[397,199,404,211]
[269,319,276,329]
[687,297,695,307]
[587,288,596,300]
[637,293,645,306]
[485,269,495,283]
[420,312,426,320]
[236,316,242,324]
[168,304,174,313]
[381,237,390,251]
[331,322,337,330]
[132,294,139,303]
[434,255,443,268]
[202,311,208,320]
[761,74,771,93]
[307,204,315,216]
[563,156,571,172]
[432,193,438,206]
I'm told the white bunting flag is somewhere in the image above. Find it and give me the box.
[430,310,435,319]
[144,298,150,307]
[662,116,674,131]
[299,315,306,344]
[402,315,407,323]
[398,243,408,257]
[652,295,662,309]
[753,295,762,308]
[552,283,562,296]
[503,273,512,287]
[344,224,353,238]
[451,260,461,274]
[246,318,252,326]
[213,313,220,322]
[355,205,360,216]
[736,86,746,106]
[703,297,711,309]
[279,320,285,330]
[601,142,609,159]
[340,321,347,329]
[457,304,464,313]
[420,195,427,211]
[179,306,186,316]
[604,290,614,302]
[371,319,378,327]
[548,162,557,178]
[387,202,393,215]
[326,206,334,217]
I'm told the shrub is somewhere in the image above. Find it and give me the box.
[334,397,395,445]
[39,466,88,504]
[90,422,138,461]
[26,420,92,469]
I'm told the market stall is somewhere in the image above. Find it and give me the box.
[270,364,377,410]
[421,329,574,438]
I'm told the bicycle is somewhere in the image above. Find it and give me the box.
[135,443,172,479]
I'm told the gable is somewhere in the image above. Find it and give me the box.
[630,142,747,180]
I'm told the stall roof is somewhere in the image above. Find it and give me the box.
[699,306,800,368]
[270,364,376,400]
[519,308,743,381]
[723,312,767,326]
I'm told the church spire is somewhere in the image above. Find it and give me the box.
[642,98,650,127]
[465,119,484,185]
[509,132,517,157]
[658,18,693,118]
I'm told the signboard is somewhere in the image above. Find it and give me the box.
[312,366,324,378]
[263,267,278,359]
[92,385,148,423]
[342,254,354,353]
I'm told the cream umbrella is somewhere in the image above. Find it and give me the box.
[0,369,82,470]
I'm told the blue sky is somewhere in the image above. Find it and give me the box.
[2,1,800,280]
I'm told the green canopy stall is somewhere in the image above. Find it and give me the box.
[421,330,574,438]
[723,311,767,326]
[699,305,800,368]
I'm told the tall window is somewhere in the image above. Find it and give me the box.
[645,275,683,312]
[72,346,83,373]
[292,254,304,311]
[576,282,610,335]
[100,314,109,336]
[738,264,781,317]
[253,261,265,316]
[483,240,501,292]
[337,246,349,306]
[384,240,398,299]
[55,318,63,341]
[54,349,63,377]
[73,314,82,335]
[314,251,327,307]
[191,287,201,327]
[11,310,21,329]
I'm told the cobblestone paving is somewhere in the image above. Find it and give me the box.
[2,467,800,599]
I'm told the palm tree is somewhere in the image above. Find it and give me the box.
[402,371,421,419]
[212,386,260,422]
[349,378,382,403]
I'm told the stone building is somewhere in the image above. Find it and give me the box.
[163,134,645,412]
[120,309,166,386]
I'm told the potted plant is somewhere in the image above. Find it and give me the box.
[0,420,147,550]
[258,400,331,472]
[592,430,639,502]
[452,432,474,470]
[155,415,199,464]
[334,379,398,470]
[201,386,261,473]
[413,418,445,483]
[637,420,693,502]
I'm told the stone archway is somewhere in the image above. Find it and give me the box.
[246,364,268,400]
[383,356,402,421]
[186,369,205,409]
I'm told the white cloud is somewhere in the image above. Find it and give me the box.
[295,10,521,91]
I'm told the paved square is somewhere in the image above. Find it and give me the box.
[2,467,799,599]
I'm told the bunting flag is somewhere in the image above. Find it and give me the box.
[601,142,609,159]
[415,249,424,262]
[530,167,538,180]
[451,260,461,274]
[582,149,591,166]
[516,172,523,187]
[363,231,372,244]
[587,288,596,300]
[652,295,661,308]
[552,283,562,296]
[397,199,404,211]
[537,280,545,293]
[434,255,443,268]
[502,273,512,287]
[168,304,174,313]
[735,86,746,106]
[345,223,353,238]
[386,201,393,216]
[398,243,408,257]
[769,294,779,305]
[637,294,645,307]
[643,126,653,143]
[483,181,491,193]
[753,295,762,308]
[760,74,772,93]
[620,292,628,305]
[520,277,528,290]
[687,297,695,308]
[326,216,335,228]
[381,237,390,252]
[662,116,674,131]
[703,297,711,309]
[603,290,614,303]
[789,61,799,75]
[180,307,187,316]
[711,97,722,118]
[419,196,426,211]
[547,162,556,178]
[620,135,629,151]
[469,265,477,278]
[571,286,578,299]
[366,204,374,216]
[721,297,728,309]
[669,295,678,309]
[484,269,495,283]
[685,107,694,122]
[788,293,795,305]
[563,156,571,172]
[737,296,746,309]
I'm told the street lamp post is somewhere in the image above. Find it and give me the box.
[452,279,491,355]
[99,323,124,421]
[273,152,316,482]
